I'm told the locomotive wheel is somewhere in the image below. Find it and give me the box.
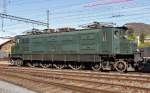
[53,63,65,69]
[115,60,127,72]
[40,63,51,68]
[9,59,15,65]
[15,59,23,66]
[91,63,102,71]
[69,63,83,70]
[27,62,37,67]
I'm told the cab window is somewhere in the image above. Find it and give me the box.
[16,39,20,43]
[102,32,107,41]
[114,30,119,39]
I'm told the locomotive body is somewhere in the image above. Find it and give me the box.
[10,27,142,72]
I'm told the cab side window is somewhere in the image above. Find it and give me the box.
[102,32,107,41]
[114,30,119,39]
[17,39,20,43]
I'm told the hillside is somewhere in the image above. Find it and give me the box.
[124,23,150,34]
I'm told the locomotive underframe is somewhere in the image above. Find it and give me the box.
[10,53,137,72]
[10,54,135,62]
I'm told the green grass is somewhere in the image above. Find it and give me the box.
[137,34,150,48]
[138,42,150,48]
[146,34,150,38]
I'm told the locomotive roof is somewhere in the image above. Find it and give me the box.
[15,27,127,38]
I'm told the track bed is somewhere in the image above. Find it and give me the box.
[0,65,150,93]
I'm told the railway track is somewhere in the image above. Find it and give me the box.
[7,69,150,88]
[0,72,83,93]
[1,65,150,79]
[0,71,149,93]
[1,69,150,93]
[0,72,110,93]
[0,65,150,77]
[0,65,150,93]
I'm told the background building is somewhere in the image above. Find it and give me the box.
[0,39,12,63]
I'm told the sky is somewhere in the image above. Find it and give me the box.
[0,0,150,37]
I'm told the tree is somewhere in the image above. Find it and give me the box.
[127,28,136,40]
[139,32,145,44]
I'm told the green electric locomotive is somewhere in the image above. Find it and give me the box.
[9,27,142,72]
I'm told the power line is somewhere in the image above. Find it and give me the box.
[57,13,150,28]
[51,1,150,20]
[0,0,149,33]
[8,0,88,15]
[52,3,150,19]
[53,9,150,25]
[0,36,13,39]
[18,0,150,22]
[0,13,48,26]
[7,0,149,19]
[65,1,149,13]
[83,0,133,7]
[10,0,88,10]
[52,0,138,14]
[53,6,150,21]
[3,10,150,34]
[6,7,150,29]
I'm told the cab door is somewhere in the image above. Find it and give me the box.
[113,29,120,54]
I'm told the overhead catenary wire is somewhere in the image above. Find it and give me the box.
[6,0,136,15]
[9,0,90,10]
[52,9,150,26]
[6,6,150,28]
[83,0,133,7]
[22,0,150,20]
[52,4,150,20]
[11,0,150,25]
[2,10,150,36]
[57,13,150,28]
[0,0,149,36]
[0,13,48,26]
[7,0,149,19]
[53,6,150,21]
[52,0,136,14]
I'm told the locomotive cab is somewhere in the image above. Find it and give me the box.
[112,27,136,54]
[116,27,144,71]
[109,27,144,72]
[9,36,23,66]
